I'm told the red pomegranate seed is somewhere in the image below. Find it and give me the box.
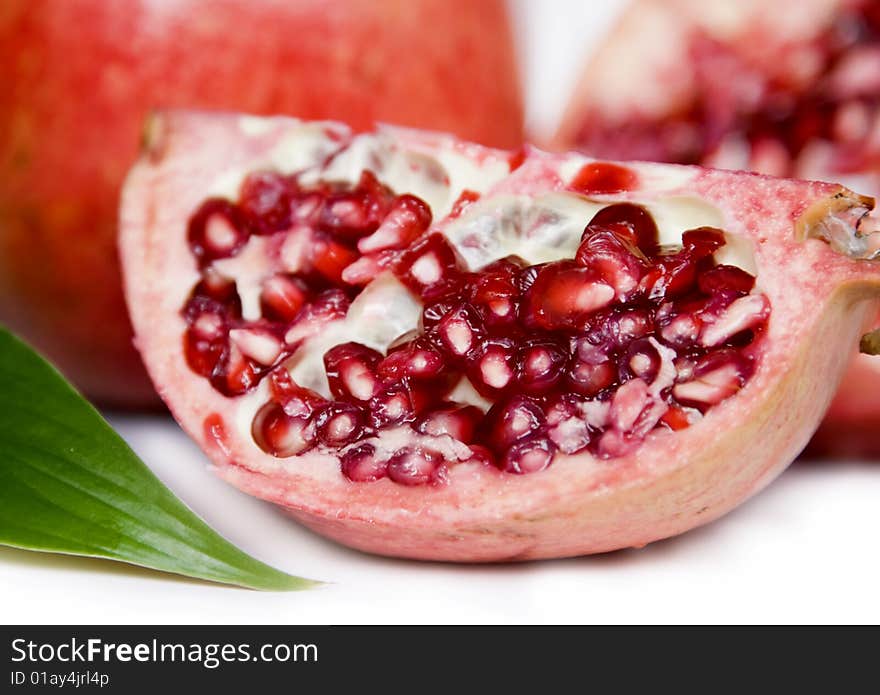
[239,171,293,233]
[508,148,527,172]
[500,435,556,474]
[570,161,637,195]
[387,447,444,486]
[698,264,757,295]
[184,311,227,377]
[323,342,383,402]
[260,274,310,323]
[585,203,660,257]
[377,337,447,383]
[187,199,250,266]
[621,338,663,383]
[252,400,316,457]
[516,338,567,394]
[368,380,432,429]
[284,289,350,344]
[545,394,592,454]
[576,226,648,300]
[430,303,485,360]
[211,344,266,396]
[673,350,752,409]
[308,236,359,284]
[522,261,615,330]
[469,259,522,328]
[341,443,386,482]
[317,172,393,238]
[314,402,365,446]
[358,194,432,253]
[699,294,770,347]
[641,251,698,301]
[682,227,726,258]
[609,378,650,432]
[660,405,695,431]
[567,358,616,397]
[267,374,326,418]
[467,338,516,397]
[290,191,325,226]
[395,233,464,299]
[416,404,484,442]
[481,395,545,450]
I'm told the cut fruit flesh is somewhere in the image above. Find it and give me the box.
[121,111,880,561]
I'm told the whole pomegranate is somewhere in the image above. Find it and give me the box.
[0,0,523,407]
[555,0,880,455]
[119,110,880,560]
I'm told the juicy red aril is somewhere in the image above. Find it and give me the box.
[682,227,726,258]
[469,258,523,328]
[516,338,567,394]
[260,274,310,323]
[368,380,432,429]
[698,264,756,295]
[323,342,383,402]
[621,338,663,383]
[318,171,394,238]
[576,226,647,299]
[187,199,250,266]
[416,404,483,442]
[307,236,359,284]
[522,261,614,330]
[387,447,444,486]
[314,402,365,446]
[184,311,227,377]
[466,337,517,397]
[377,338,447,383]
[430,302,485,360]
[585,203,660,256]
[211,344,267,397]
[341,443,386,482]
[358,194,432,253]
[567,358,616,397]
[396,233,464,299]
[673,349,753,410]
[239,171,293,233]
[501,435,556,474]
[570,162,637,194]
[641,251,698,300]
[481,395,545,451]
[252,401,316,457]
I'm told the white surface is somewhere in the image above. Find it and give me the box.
[3,0,880,625]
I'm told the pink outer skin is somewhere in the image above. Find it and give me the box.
[555,0,880,457]
[120,110,880,562]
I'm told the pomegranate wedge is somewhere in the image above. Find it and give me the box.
[120,111,880,561]
[556,0,880,456]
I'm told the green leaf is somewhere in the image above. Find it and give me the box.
[0,328,318,591]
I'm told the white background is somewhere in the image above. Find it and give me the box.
[2,0,879,624]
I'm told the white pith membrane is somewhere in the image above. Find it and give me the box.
[177,120,781,485]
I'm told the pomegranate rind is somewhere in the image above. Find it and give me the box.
[121,110,880,561]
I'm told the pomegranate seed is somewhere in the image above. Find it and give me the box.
[682,227,726,258]
[368,380,431,429]
[585,203,659,256]
[673,350,752,409]
[641,252,698,300]
[314,402,365,446]
[318,172,393,238]
[358,194,432,253]
[395,233,464,300]
[481,395,545,450]
[700,294,770,347]
[698,264,756,295]
[184,312,227,377]
[260,274,310,323]
[469,260,521,328]
[239,171,292,233]
[660,405,697,431]
[609,378,650,432]
[387,447,444,486]
[467,338,516,397]
[377,338,447,383]
[268,375,326,418]
[290,191,325,226]
[187,199,250,266]
[516,337,567,394]
[500,435,556,474]
[211,342,268,396]
[576,226,648,300]
[621,338,663,383]
[323,342,383,402]
[284,289,350,344]
[416,404,484,442]
[341,443,386,482]
[308,236,359,284]
[252,401,315,457]
[522,261,615,330]
[430,303,485,360]
[570,162,636,195]
[567,358,616,397]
